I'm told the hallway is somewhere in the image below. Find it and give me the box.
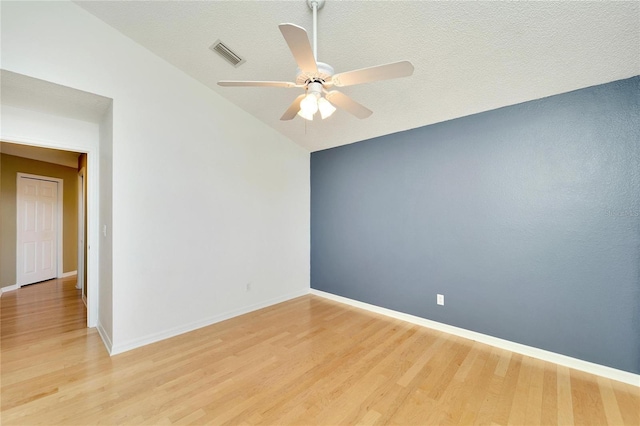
[1,276,86,349]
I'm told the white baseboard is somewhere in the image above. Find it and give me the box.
[96,321,113,354]
[60,270,78,278]
[310,289,640,387]
[0,284,20,295]
[110,288,310,356]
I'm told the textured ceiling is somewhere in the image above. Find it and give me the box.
[75,1,639,152]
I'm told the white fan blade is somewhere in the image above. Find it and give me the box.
[331,61,414,87]
[325,91,372,119]
[281,94,306,120]
[279,23,318,74]
[218,81,298,88]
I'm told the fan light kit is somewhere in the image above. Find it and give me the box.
[218,0,414,121]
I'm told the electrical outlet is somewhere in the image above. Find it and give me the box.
[246,282,252,292]
[437,294,444,306]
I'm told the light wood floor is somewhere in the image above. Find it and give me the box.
[1,279,638,425]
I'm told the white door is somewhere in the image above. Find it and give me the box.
[17,176,58,286]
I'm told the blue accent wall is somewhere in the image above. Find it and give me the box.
[311,76,640,374]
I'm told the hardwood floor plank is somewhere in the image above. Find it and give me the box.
[570,369,608,425]
[492,352,523,425]
[508,355,533,425]
[472,348,508,425]
[557,365,575,425]
[597,376,625,426]
[455,344,500,425]
[2,278,638,425]
[423,338,473,400]
[540,362,559,426]
[425,342,482,424]
[355,409,381,425]
[612,382,640,425]
[524,357,545,424]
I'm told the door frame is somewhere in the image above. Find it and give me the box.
[16,173,64,286]
[4,137,98,329]
[77,167,86,304]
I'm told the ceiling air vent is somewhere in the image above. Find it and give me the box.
[210,40,245,68]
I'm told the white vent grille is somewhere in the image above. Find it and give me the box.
[210,40,245,67]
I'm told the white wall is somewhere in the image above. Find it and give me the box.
[1,1,310,354]
[1,106,100,147]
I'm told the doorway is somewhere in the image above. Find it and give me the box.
[2,143,90,323]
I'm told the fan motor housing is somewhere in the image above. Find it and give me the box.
[296,61,334,85]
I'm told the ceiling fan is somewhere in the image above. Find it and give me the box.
[218,0,414,121]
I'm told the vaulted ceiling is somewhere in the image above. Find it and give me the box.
[75,1,639,152]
